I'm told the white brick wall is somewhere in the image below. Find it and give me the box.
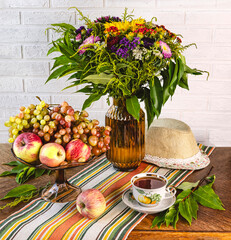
[0,0,230,146]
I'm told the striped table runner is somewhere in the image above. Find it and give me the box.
[0,145,214,240]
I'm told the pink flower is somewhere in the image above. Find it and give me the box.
[78,35,101,55]
[76,33,81,42]
[159,41,172,58]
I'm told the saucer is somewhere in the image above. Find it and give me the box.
[122,188,175,214]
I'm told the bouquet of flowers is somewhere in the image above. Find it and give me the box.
[47,8,207,127]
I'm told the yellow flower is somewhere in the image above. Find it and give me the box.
[104,18,146,34]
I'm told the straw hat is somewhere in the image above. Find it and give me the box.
[144,118,210,170]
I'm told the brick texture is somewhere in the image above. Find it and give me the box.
[0,0,230,146]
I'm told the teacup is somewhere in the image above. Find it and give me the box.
[131,173,176,207]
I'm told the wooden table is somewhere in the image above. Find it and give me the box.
[0,144,231,239]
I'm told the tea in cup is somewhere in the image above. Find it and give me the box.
[131,173,176,207]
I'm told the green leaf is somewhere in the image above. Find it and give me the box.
[184,65,203,75]
[177,58,185,81]
[0,171,14,177]
[15,167,29,184]
[188,195,198,220]
[177,181,199,191]
[176,189,191,202]
[35,169,46,178]
[51,55,74,70]
[193,185,224,210]
[173,209,179,229]
[179,199,192,225]
[11,165,27,174]
[149,77,163,117]
[51,23,76,31]
[1,184,37,200]
[165,206,177,227]
[206,175,216,187]
[82,93,103,110]
[3,161,23,166]
[46,65,70,83]
[151,211,166,228]
[144,89,155,128]
[47,46,58,56]
[83,72,114,85]
[178,73,189,90]
[77,86,93,94]
[126,96,140,121]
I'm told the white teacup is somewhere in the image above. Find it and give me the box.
[131,173,176,207]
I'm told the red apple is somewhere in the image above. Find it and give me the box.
[13,132,42,163]
[76,189,106,219]
[39,143,65,167]
[65,139,91,162]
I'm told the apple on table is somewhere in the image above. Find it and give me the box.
[76,189,106,219]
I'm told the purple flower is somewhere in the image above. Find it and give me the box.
[86,28,92,36]
[75,26,85,34]
[75,33,81,42]
[78,35,101,55]
[159,41,172,58]
[116,47,129,59]
[142,37,154,49]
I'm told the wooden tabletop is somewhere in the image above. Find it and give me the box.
[0,144,231,239]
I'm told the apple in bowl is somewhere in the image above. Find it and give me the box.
[76,189,106,219]
[13,132,42,163]
[39,143,66,167]
[65,139,91,162]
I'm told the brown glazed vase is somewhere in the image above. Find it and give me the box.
[105,98,145,171]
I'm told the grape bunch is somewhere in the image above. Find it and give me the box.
[5,100,111,156]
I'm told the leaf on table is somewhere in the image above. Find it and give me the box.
[0,171,15,177]
[176,189,191,203]
[3,161,24,166]
[193,185,225,210]
[188,195,198,220]
[177,180,199,191]
[1,184,37,200]
[165,205,177,227]
[11,165,28,174]
[179,199,192,225]
[35,169,46,178]
[205,175,216,187]
[151,211,166,229]
[173,209,179,229]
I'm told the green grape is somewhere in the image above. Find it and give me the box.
[44,115,50,121]
[40,120,46,125]
[4,121,11,127]
[22,119,28,126]
[15,118,21,124]
[8,138,14,143]
[24,114,30,120]
[17,124,23,131]
[34,110,40,115]
[9,116,15,122]
[25,124,30,129]
[24,108,30,114]
[40,100,46,107]
[13,134,18,140]
[48,121,55,128]
[31,118,37,124]
[12,123,17,128]
[28,104,36,109]
[12,129,19,135]
[36,114,43,120]
[36,105,42,111]
[41,109,48,115]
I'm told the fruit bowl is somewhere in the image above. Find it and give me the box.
[11,148,98,203]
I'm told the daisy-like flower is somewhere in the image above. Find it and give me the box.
[78,35,101,54]
[159,41,172,58]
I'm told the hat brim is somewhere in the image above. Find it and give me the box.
[143,149,210,170]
